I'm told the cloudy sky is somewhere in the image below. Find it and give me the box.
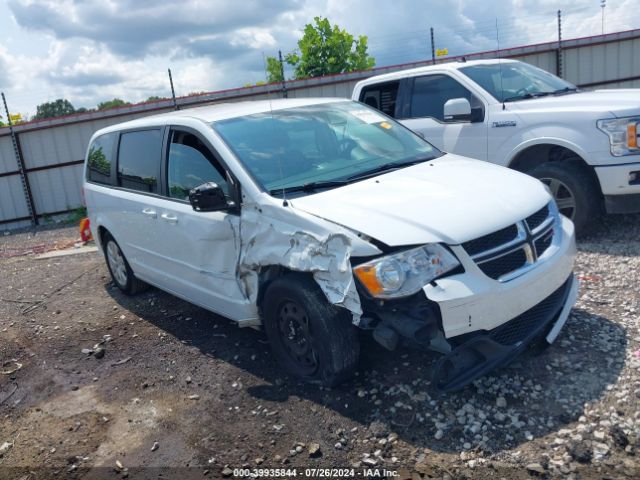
[0,0,638,117]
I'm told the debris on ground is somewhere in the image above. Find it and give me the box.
[1,360,22,375]
[0,219,638,477]
[0,441,13,457]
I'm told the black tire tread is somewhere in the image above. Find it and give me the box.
[529,158,601,236]
[262,273,359,387]
[102,231,148,295]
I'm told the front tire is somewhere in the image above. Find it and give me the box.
[529,159,601,235]
[262,274,359,387]
[102,232,148,295]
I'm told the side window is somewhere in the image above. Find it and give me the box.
[409,74,473,121]
[167,130,229,201]
[117,129,162,193]
[87,133,116,185]
[359,81,400,117]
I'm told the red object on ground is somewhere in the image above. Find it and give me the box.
[80,217,93,242]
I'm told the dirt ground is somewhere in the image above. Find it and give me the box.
[0,216,639,480]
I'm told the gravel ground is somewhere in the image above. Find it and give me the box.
[0,216,638,479]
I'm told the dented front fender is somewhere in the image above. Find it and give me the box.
[237,202,381,325]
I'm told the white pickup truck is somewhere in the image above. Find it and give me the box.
[352,59,640,233]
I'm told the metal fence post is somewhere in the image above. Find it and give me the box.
[278,50,288,98]
[168,69,179,110]
[430,27,436,65]
[2,92,38,226]
[557,10,563,78]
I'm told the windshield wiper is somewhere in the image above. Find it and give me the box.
[347,156,435,181]
[552,87,579,95]
[503,91,553,103]
[269,180,349,195]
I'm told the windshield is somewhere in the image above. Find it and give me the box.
[212,101,440,195]
[459,62,577,102]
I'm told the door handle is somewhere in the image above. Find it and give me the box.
[160,212,178,224]
[142,208,157,219]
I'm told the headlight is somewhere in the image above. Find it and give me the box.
[353,244,460,299]
[597,117,639,156]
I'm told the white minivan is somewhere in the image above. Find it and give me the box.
[84,98,578,391]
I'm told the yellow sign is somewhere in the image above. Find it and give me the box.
[436,48,449,57]
[9,113,22,122]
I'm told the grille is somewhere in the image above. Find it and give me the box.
[461,202,554,282]
[490,278,571,346]
[477,248,527,280]
[526,205,550,231]
[462,224,518,257]
[535,229,554,257]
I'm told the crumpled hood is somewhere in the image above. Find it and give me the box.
[291,154,551,246]
[510,89,640,117]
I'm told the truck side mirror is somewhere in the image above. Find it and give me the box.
[443,98,472,122]
[188,182,233,212]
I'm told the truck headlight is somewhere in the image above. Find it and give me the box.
[597,117,640,156]
[353,244,460,299]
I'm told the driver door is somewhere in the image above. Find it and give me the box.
[150,127,245,318]
[400,74,488,160]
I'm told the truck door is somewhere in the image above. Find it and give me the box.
[399,74,488,160]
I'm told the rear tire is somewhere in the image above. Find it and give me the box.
[102,232,148,295]
[262,273,359,387]
[529,159,601,235]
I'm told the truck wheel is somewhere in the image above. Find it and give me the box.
[529,159,601,235]
[103,232,148,295]
[261,273,359,387]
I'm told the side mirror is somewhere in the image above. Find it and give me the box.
[189,182,233,212]
[443,98,472,122]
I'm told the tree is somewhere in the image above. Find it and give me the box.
[145,96,163,102]
[265,56,284,83]
[269,17,375,80]
[97,98,130,110]
[33,98,76,120]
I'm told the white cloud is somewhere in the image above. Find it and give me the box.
[1,0,638,117]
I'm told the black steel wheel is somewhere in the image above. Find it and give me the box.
[276,300,319,376]
[262,273,359,386]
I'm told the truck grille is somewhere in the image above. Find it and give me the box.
[462,203,556,282]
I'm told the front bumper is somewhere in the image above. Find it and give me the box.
[594,161,640,213]
[424,216,576,339]
[433,274,579,392]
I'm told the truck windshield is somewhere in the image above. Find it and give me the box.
[212,101,440,196]
[459,62,577,103]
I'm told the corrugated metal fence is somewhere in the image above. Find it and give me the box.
[1,28,639,230]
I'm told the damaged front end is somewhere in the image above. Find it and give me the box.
[237,204,382,324]
[236,201,577,394]
[358,292,451,354]
[357,270,578,393]
[431,275,578,392]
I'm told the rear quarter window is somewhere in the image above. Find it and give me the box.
[86,133,116,185]
[359,81,400,117]
[117,129,162,193]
